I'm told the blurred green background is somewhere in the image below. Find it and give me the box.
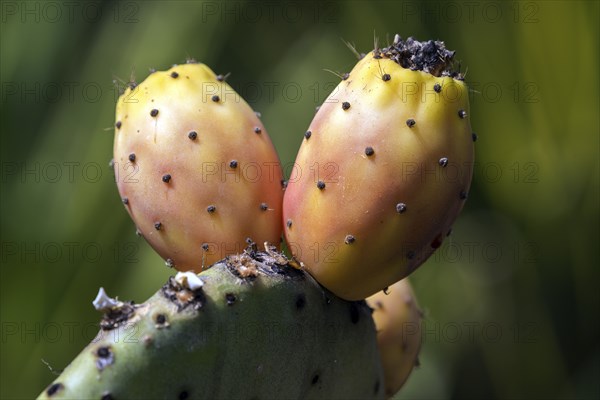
[1,0,598,398]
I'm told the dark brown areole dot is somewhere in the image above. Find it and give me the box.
[281,179,288,189]
[304,130,312,140]
[229,160,238,169]
[212,95,220,102]
[472,132,478,142]
[431,234,443,249]
[458,109,467,119]
[155,314,167,325]
[406,119,416,128]
[225,293,236,306]
[295,293,306,310]
[438,157,448,167]
[46,383,64,396]
[460,190,468,200]
[97,346,111,358]
[260,203,268,211]
[254,127,262,134]
[150,108,159,117]
[178,391,189,400]
[115,121,122,129]
[202,243,209,251]
[162,174,172,183]
[342,72,349,80]
[170,71,179,78]
[382,73,391,81]
[188,131,198,140]
[315,105,321,113]
[286,219,293,228]
[396,203,407,213]
[317,180,326,190]
[434,83,442,93]
[135,227,142,236]
[122,197,129,205]
[344,235,355,244]
[365,147,375,156]
[407,250,416,260]
[207,205,216,213]
[109,159,115,169]
[342,101,351,110]
[216,74,225,82]
[447,228,453,236]
[311,374,320,385]
[128,153,136,162]
[165,258,174,268]
[154,222,162,231]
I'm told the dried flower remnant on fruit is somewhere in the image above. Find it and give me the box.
[382,35,463,78]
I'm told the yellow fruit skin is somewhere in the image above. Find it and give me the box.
[283,51,474,300]
[367,279,422,398]
[114,63,283,270]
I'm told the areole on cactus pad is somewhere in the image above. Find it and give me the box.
[113,62,284,270]
[283,36,475,300]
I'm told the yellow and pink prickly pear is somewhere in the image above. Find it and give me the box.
[114,63,284,270]
[283,36,474,300]
[367,278,422,398]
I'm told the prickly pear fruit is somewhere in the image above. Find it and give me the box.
[366,278,422,398]
[114,63,284,270]
[283,36,474,300]
[37,244,384,400]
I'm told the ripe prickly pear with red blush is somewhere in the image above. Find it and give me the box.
[114,63,284,270]
[283,36,475,300]
[366,278,422,398]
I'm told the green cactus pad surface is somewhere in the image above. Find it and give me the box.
[37,244,384,400]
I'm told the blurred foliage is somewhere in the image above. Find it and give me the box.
[1,1,598,399]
